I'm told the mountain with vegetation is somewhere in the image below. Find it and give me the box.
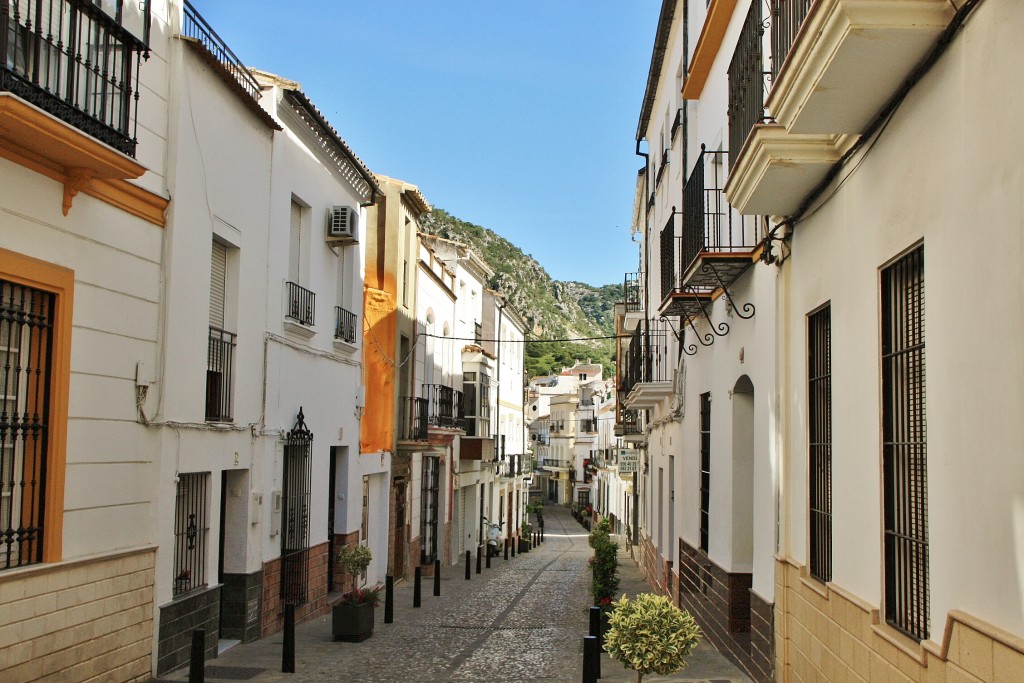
[419,209,621,379]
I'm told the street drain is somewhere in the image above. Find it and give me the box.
[203,666,266,680]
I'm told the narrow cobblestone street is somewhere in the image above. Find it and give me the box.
[153,505,749,683]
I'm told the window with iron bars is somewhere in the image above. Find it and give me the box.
[420,456,439,564]
[0,280,53,570]
[808,305,832,583]
[881,246,928,641]
[699,392,711,553]
[281,409,313,605]
[173,473,209,595]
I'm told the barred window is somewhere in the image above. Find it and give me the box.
[699,392,711,553]
[173,473,209,595]
[808,305,832,583]
[0,281,54,570]
[420,456,439,564]
[881,246,928,641]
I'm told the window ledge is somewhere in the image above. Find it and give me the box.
[333,338,358,355]
[284,319,316,339]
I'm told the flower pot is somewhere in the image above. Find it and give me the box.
[332,601,374,642]
[519,538,531,553]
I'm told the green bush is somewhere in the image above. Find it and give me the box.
[604,593,702,683]
[589,531,619,605]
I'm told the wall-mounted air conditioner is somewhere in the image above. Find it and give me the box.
[326,206,358,244]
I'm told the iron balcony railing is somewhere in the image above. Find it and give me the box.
[621,318,672,397]
[334,306,356,343]
[398,396,428,441]
[771,0,814,82]
[660,213,679,302]
[423,383,463,429]
[205,326,236,422]
[1,0,150,156]
[542,458,570,469]
[623,271,642,311]
[618,408,643,436]
[181,0,261,102]
[727,0,771,168]
[682,147,766,274]
[285,281,315,326]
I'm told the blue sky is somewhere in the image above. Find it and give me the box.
[188,2,660,286]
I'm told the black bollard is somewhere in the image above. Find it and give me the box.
[188,628,205,683]
[413,566,422,608]
[433,559,441,596]
[486,547,492,569]
[582,635,599,683]
[476,545,482,574]
[282,604,295,673]
[384,575,394,623]
[589,605,604,652]
[465,550,471,580]
[504,539,509,560]
[511,538,516,557]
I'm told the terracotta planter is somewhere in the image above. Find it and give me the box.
[332,601,374,642]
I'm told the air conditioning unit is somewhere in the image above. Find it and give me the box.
[326,206,358,244]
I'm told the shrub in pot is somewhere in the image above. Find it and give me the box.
[604,593,702,683]
[333,544,376,641]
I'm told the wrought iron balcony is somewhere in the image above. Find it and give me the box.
[623,271,642,312]
[541,458,571,470]
[680,147,766,289]
[334,306,357,343]
[205,327,235,422]
[621,318,672,401]
[616,408,643,437]
[398,396,428,441]
[285,281,315,326]
[423,383,463,429]
[727,0,771,168]
[770,0,814,82]
[660,213,679,305]
[1,0,150,157]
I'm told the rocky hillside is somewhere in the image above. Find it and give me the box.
[419,209,621,378]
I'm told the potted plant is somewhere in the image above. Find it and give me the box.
[332,544,376,642]
[519,521,532,552]
[603,593,702,683]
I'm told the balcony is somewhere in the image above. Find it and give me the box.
[2,0,149,157]
[285,281,315,327]
[679,147,765,289]
[726,0,956,216]
[397,396,428,443]
[423,383,463,430]
[205,327,235,422]
[541,458,571,472]
[620,318,673,409]
[334,306,357,344]
[614,408,645,444]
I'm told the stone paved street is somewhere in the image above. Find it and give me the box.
[153,505,750,683]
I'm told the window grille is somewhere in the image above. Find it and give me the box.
[281,408,313,605]
[699,392,711,553]
[808,305,832,582]
[0,280,53,570]
[173,473,208,595]
[420,456,439,564]
[881,246,928,641]
[285,281,315,326]
[206,327,235,422]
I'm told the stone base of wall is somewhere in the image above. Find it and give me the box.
[219,570,263,643]
[678,540,773,682]
[260,542,330,638]
[0,547,155,683]
[157,585,220,675]
[776,557,1024,683]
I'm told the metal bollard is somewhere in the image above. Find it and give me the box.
[433,559,441,596]
[282,604,295,673]
[413,566,422,608]
[188,628,205,683]
[504,539,509,561]
[476,545,482,574]
[384,575,394,623]
[486,547,492,569]
[511,538,516,557]
[582,635,599,683]
[465,550,471,580]
[589,606,603,649]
